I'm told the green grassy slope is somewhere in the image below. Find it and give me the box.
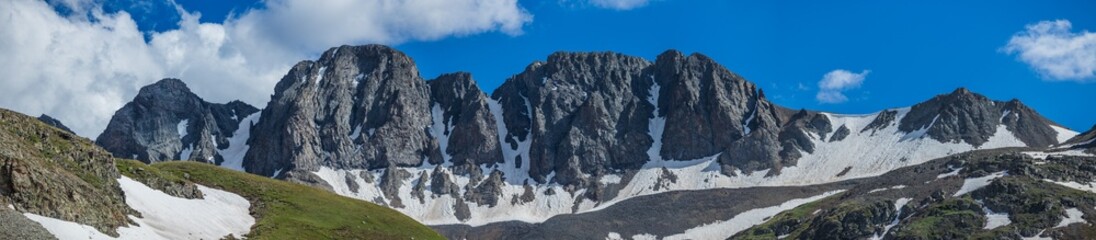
[117,159,444,240]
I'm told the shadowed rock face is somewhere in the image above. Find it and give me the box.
[428,72,503,168]
[95,78,258,163]
[899,88,1060,148]
[244,45,441,178]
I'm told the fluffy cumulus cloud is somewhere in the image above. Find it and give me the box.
[1003,19,1096,82]
[0,0,532,137]
[588,0,650,10]
[816,69,870,104]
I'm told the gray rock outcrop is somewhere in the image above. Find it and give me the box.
[243,45,441,179]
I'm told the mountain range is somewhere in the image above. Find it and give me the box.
[2,44,1094,239]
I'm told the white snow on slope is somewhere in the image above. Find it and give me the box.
[178,145,193,161]
[632,233,658,240]
[1045,180,1096,193]
[430,104,454,163]
[606,232,624,240]
[983,206,1012,230]
[871,197,911,240]
[176,119,189,138]
[1056,208,1086,228]
[937,167,963,179]
[868,185,907,194]
[954,171,1008,197]
[1050,125,1079,144]
[25,177,254,240]
[218,113,259,171]
[1023,149,1094,159]
[663,190,845,240]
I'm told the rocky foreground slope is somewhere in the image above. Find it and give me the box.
[0,108,441,239]
[93,44,1088,235]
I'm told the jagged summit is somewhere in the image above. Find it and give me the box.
[899,87,1062,147]
[96,78,258,163]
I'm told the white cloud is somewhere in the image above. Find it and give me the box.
[0,0,532,137]
[589,0,650,10]
[815,69,870,104]
[1003,19,1096,82]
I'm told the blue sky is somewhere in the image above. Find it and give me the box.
[4,0,1095,136]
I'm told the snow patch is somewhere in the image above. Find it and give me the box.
[632,233,658,240]
[176,119,189,139]
[742,108,755,135]
[983,206,1011,230]
[218,113,259,171]
[599,175,622,185]
[1050,125,1079,144]
[179,145,193,161]
[25,177,253,240]
[1023,149,1094,159]
[354,73,365,86]
[1045,180,1096,193]
[606,232,623,240]
[954,171,1008,197]
[430,104,454,163]
[868,185,907,194]
[1056,208,1086,228]
[937,167,963,179]
[901,114,938,140]
[350,125,362,141]
[664,190,845,240]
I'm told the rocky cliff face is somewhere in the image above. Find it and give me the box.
[95,79,258,164]
[244,45,441,179]
[428,72,503,169]
[0,109,134,236]
[96,44,1080,227]
[492,51,653,186]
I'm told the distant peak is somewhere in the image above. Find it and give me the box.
[952,87,971,95]
[657,49,685,58]
[546,51,645,64]
[139,78,191,94]
[430,72,477,87]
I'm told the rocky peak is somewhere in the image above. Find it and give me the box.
[244,44,439,179]
[37,114,73,134]
[899,88,1059,147]
[652,49,767,160]
[96,78,258,163]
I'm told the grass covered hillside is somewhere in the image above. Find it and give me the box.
[116,159,444,240]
